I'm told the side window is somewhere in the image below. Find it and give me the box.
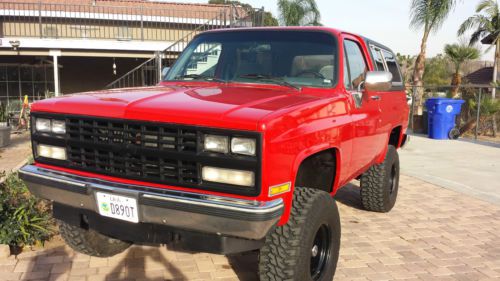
[381,50,402,83]
[344,40,367,90]
[343,51,351,89]
[370,45,386,71]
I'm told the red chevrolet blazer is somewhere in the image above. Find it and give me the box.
[20,27,409,281]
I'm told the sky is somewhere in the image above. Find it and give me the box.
[169,0,496,61]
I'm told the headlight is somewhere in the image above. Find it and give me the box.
[204,134,229,153]
[51,120,66,134]
[35,118,51,132]
[35,118,66,134]
[37,144,67,160]
[231,137,256,156]
[202,166,255,187]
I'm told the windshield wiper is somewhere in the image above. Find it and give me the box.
[174,74,226,83]
[238,74,301,91]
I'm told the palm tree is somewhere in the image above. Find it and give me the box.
[410,0,457,111]
[277,0,321,26]
[444,43,480,98]
[458,0,500,98]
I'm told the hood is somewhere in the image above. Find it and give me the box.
[31,85,322,131]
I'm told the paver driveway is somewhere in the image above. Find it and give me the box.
[1,174,499,281]
[0,132,31,181]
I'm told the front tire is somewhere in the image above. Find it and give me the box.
[259,188,341,281]
[360,145,400,212]
[59,221,131,257]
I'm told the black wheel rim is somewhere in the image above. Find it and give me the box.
[310,224,331,280]
[389,164,397,195]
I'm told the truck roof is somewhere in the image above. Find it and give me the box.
[201,26,396,54]
[202,26,344,36]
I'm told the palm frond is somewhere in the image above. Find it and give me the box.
[444,43,480,71]
[409,0,432,30]
[428,0,458,33]
[278,0,322,26]
[459,1,500,47]
[470,28,488,44]
[458,15,480,35]
[476,0,498,17]
[304,0,321,25]
[410,0,457,32]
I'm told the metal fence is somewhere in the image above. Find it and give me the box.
[0,1,238,42]
[105,5,266,89]
[407,85,500,142]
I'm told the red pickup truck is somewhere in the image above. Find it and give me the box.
[20,27,409,280]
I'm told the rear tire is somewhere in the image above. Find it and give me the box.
[59,221,131,257]
[259,187,341,281]
[360,145,400,212]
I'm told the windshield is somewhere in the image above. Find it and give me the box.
[165,30,338,88]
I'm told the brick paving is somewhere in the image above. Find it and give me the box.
[0,131,31,181]
[1,175,500,281]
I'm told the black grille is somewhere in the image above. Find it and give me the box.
[31,113,262,196]
[67,147,199,184]
[65,118,199,184]
[66,118,198,152]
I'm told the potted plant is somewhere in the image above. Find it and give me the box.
[0,101,12,148]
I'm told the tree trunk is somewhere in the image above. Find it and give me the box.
[459,118,477,136]
[451,72,461,98]
[491,42,498,141]
[490,41,498,136]
[493,40,499,98]
[412,29,430,115]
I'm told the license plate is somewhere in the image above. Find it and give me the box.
[96,192,139,223]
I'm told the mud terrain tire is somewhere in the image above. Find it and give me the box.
[360,145,400,212]
[59,221,131,257]
[259,187,341,281]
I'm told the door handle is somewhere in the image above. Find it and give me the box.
[370,95,381,101]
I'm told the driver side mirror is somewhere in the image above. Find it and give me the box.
[363,71,393,92]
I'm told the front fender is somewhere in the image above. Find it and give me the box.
[261,101,352,226]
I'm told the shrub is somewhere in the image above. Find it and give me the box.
[0,172,54,247]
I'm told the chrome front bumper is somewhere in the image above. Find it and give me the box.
[19,165,283,240]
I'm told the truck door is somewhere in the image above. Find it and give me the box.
[370,46,409,142]
[342,36,383,176]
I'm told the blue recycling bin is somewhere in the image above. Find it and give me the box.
[425,98,465,140]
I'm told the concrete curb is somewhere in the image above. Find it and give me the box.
[0,244,10,259]
[401,170,500,207]
[0,157,29,184]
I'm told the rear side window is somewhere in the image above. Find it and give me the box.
[370,46,386,71]
[381,50,402,83]
[368,44,403,87]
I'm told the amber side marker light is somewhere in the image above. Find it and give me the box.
[269,182,291,196]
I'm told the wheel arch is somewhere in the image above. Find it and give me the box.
[292,146,341,195]
[376,125,404,163]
